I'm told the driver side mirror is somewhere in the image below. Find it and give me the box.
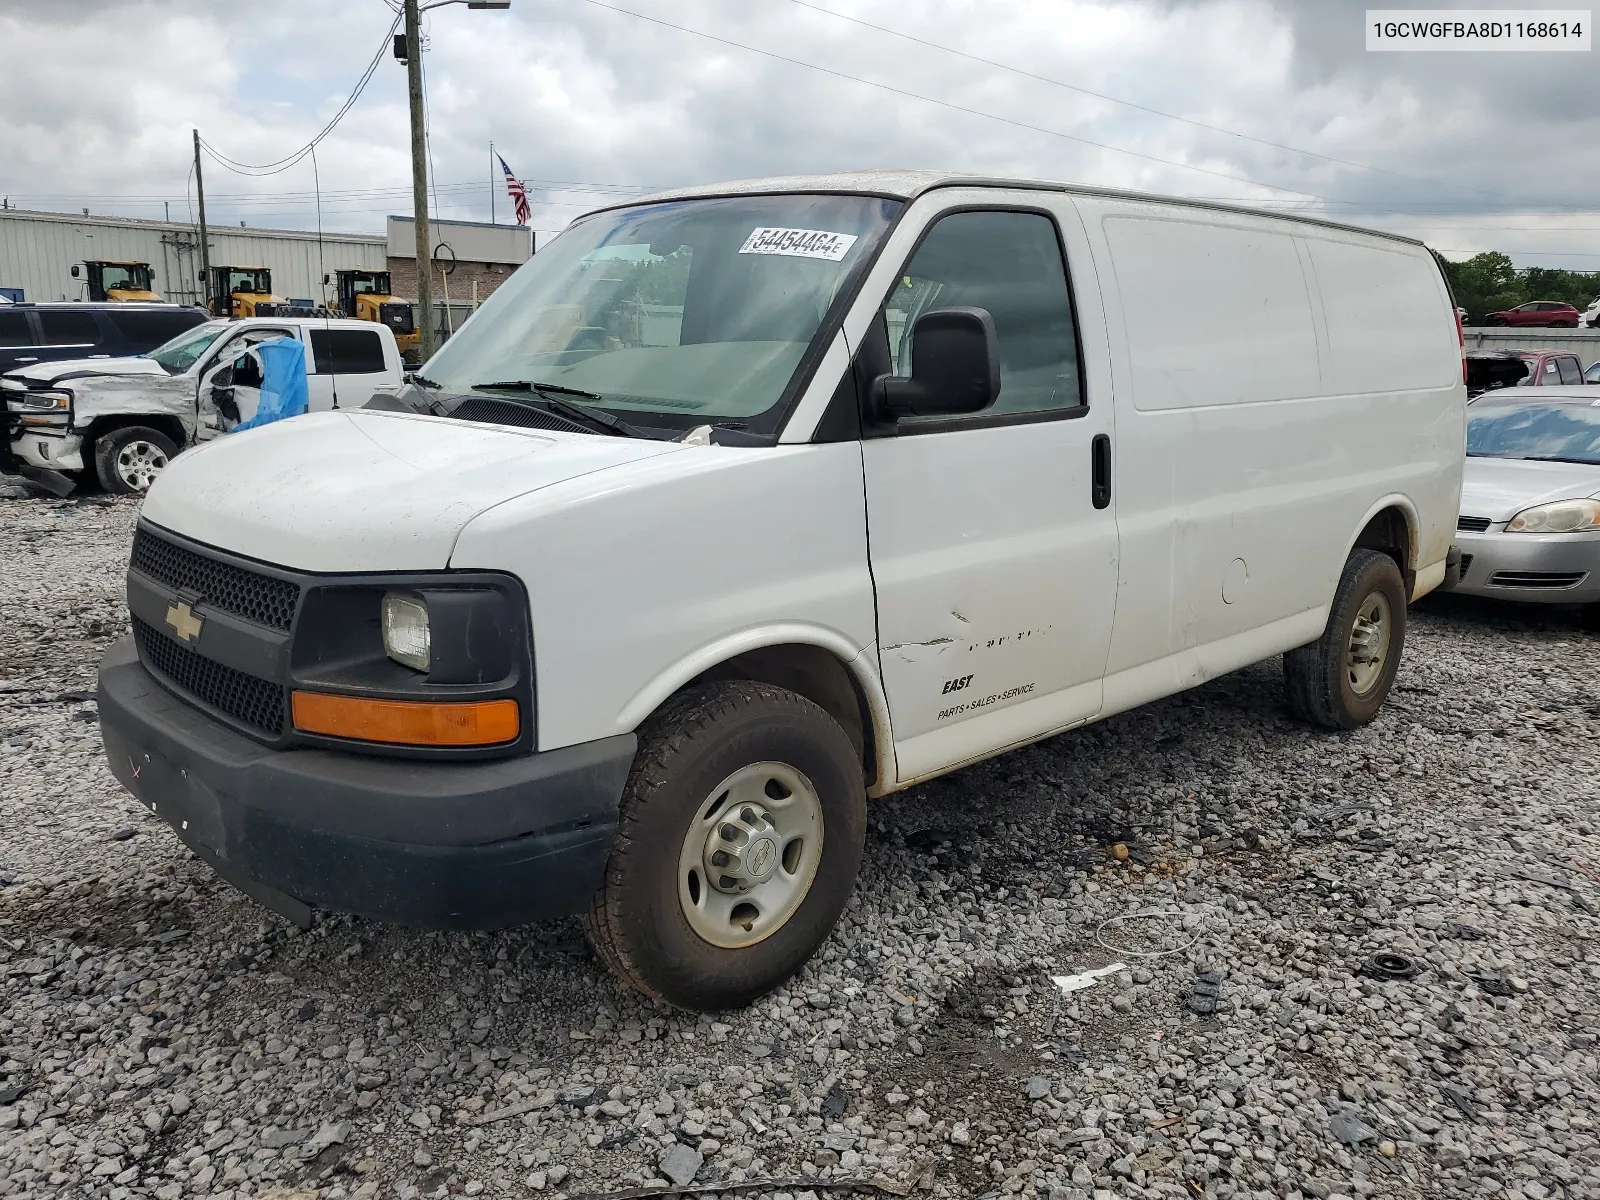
[875,306,1001,419]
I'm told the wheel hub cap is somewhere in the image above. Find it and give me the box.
[677,761,824,949]
[1345,590,1392,696]
[117,441,168,490]
[705,807,782,891]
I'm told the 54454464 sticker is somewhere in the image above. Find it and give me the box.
[938,682,1035,722]
[738,227,859,261]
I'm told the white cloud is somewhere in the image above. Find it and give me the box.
[0,0,1596,268]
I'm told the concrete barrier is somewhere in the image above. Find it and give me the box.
[1462,327,1600,362]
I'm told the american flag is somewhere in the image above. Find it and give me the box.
[498,154,530,226]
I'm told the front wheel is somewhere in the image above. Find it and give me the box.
[1284,549,1408,729]
[93,426,178,494]
[583,681,867,1012]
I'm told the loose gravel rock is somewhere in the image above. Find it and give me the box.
[2,492,1597,1200]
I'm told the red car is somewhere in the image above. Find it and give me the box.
[1483,300,1582,327]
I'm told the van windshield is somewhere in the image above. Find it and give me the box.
[421,193,902,433]
[145,321,230,374]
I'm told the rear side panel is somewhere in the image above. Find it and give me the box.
[1078,196,1463,705]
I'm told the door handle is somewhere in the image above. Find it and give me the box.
[1091,433,1111,509]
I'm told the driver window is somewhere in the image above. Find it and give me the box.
[884,210,1082,418]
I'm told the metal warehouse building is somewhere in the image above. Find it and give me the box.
[0,208,387,307]
[1,208,534,325]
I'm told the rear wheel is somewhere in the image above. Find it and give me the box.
[1284,549,1408,729]
[583,681,867,1012]
[93,426,177,494]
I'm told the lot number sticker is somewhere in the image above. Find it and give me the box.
[738,227,859,260]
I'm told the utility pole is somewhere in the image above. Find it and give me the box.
[193,129,211,312]
[404,0,434,361]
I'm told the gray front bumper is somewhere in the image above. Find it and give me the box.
[1452,528,1600,603]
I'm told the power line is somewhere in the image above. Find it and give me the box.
[783,0,1535,207]
[198,11,401,176]
[577,0,1360,205]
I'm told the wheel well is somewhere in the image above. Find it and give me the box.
[691,644,878,789]
[1353,506,1414,590]
[82,414,188,455]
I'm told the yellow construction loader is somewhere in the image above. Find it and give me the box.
[206,266,284,319]
[73,260,162,302]
[329,270,419,360]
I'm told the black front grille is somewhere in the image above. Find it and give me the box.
[133,616,285,735]
[1489,571,1586,590]
[450,397,593,434]
[131,528,300,631]
[1457,516,1492,533]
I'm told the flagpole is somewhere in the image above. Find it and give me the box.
[489,141,495,226]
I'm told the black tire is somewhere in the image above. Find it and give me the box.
[1581,604,1600,633]
[1485,316,1505,326]
[93,426,178,494]
[1284,549,1408,730]
[583,680,867,1012]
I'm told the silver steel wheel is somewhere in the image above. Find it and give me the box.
[677,761,824,949]
[116,440,169,491]
[1345,590,1392,695]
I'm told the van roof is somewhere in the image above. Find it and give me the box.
[610,170,1425,248]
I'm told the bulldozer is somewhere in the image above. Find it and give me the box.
[73,260,162,302]
[206,265,284,319]
[328,269,419,360]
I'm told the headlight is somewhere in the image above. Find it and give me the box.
[1506,498,1600,533]
[16,390,71,411]
[381,591,430,671]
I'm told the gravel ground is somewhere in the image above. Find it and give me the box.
[2,490,1598,1200]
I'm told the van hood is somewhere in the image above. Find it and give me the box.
[4,355,167,384]
[1460,455,1600,522]
[140,409,685,571]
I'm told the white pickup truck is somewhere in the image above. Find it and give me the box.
[1,316,404,493]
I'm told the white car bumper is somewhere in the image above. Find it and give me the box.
[11,430,85,472]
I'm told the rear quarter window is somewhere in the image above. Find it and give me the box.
[307,328,386,375]
[0,311,32,347]
[1307,239,1454,395]
[37,310,103,346]
[1104,216,1319,411]
[106,309,208,350]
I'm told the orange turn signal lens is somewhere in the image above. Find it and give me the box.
[291,691,520,746]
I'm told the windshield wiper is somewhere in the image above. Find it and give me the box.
[472,380,642,438]
[408,373,445,390]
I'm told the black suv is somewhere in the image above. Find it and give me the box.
[0,303,211,373]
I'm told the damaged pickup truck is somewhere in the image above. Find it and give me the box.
[1,316,404,493]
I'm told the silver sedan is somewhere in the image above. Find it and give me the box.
[1449,387,1600,615]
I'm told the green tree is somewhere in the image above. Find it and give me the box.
[1440,251,1600,324]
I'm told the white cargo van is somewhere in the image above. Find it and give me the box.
[1,316,403,493]
[97,173,1465,1011]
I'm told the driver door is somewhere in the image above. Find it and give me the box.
[196,328,291,438]
[861,201,1119,783]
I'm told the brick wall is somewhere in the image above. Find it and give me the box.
[386,257,519,305]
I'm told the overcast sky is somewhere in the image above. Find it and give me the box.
[2,0,1596,268]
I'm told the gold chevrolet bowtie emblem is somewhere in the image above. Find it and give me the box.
[165,601,204,643]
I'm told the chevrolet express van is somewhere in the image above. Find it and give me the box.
[98,172,1465,1011]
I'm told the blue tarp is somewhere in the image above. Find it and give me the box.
[234,337,309,431]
